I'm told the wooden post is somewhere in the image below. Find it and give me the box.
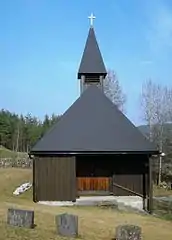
[32,157,36,202]
[147,157,153,214]
[112,175,115,195]
[76,177,80,199]
[80,75,85,94]
[109,177,113,194]
[142,171,146,211]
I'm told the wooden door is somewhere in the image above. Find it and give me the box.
[77,177,110,191]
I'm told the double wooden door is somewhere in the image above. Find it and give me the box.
[77,177,110,192]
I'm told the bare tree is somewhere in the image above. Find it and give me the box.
[140,79,172,184]
[104,70,126,112]
[140,79,157,141]
[167,88,172,123]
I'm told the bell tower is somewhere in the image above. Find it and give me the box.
[77,14,107,94]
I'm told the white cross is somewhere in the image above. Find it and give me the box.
[88,13,96,27]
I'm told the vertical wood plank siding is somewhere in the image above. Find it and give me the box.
[77,177,110,191]
[32,158,36,202]
[34,156,76,201]
[147,157,153,213]
[33,154,149,203]
[112,174,143,196]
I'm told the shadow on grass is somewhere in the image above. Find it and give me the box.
[153,198,172,222]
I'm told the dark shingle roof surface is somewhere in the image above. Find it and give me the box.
[78,27,107,79]
[31,86,158,154]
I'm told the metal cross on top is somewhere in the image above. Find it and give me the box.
[88,13,96,27]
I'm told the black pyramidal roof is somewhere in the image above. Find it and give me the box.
[78,27,107,79]
[31,86,158,155]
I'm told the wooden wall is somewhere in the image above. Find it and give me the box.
[33,154,149,202]
[33,156,76,202]
[112,174,143,196]
[112,155,148,196]
[77,177,110,191]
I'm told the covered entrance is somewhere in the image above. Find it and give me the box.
[76,155,113,194]
[76,154,147,197]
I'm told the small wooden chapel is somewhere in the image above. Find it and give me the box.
[30,15,159,213]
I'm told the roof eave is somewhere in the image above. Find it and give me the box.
[77,72,107,79]
[29,150,160,157]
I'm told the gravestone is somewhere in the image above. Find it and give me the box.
[115,225,142,240]
[7,208,34,228]
[55,213,78,237]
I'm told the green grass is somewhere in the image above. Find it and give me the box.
[153,195,172,221]
[0,168,172,240]
[0,146,27,158]
[152,184,172,221]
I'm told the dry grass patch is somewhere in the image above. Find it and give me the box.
[0,168,171,240]
[153,185,172,197]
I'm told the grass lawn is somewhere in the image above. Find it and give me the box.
[154,185,172,197]
[0,168,172,240]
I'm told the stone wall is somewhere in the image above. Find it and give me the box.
[0,158,32,168]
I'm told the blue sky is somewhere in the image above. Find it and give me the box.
[0,0,172,126]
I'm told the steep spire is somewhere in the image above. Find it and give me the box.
[77,27,107,79]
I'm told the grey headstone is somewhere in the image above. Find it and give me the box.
[56,213,78,237]
[115,225,142,240]
[7,208,34,229]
